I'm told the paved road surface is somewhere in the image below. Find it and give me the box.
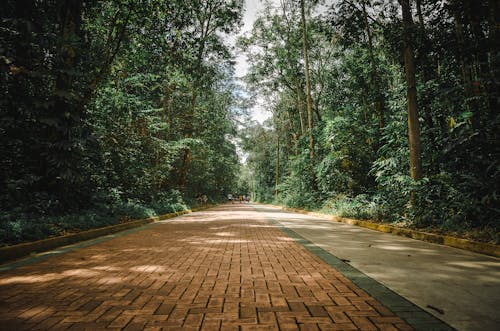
[0,204,497,330]
[253,204,500,331]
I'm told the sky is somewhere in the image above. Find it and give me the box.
[231,0,330,124]
[231,0,275,124]
[234,0,264,77]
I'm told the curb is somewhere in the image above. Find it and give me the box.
[0,205,214,263]
[268,205,499,258]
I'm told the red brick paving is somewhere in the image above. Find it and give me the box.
[0,204,412,330]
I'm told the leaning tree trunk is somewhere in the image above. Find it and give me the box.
[400,0,423,186]
[300,0,315,159]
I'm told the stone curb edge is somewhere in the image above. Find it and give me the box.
[0,204,215,263]
[265,204,499,258]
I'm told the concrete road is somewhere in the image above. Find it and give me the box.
[253,204,500,331]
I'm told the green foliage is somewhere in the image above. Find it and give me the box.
[321,194,387,221]
[0,0,244,245]
[0,195,188,247]
[279,153,321,209]
[317,116,375,196]
[239,0,499,241]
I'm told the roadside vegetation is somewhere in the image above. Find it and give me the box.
[239,0,499,243]
[1,1,498,246]
[0,0,245,246]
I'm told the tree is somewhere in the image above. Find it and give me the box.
[177,0,243,190]
[300,0,315,159]
[0,0,243,226]
[399,0,422,183]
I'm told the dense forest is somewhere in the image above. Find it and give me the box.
[239,0,499,242]
[0,0,498,246]
[0,0,244,245]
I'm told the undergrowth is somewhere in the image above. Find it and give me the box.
[0,190,193,247]
[317,194,499,244]
[266,192,499,244]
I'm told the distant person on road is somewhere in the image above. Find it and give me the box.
[228,194,233,203]
[197,194,208,205]
[239,194,243,203]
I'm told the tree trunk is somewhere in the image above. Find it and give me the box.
[178,89,197,189]
[275,127,280,200]
[488,0,499,118]
[52,0,84,200]
[281,1,305,138]
[300,0,315,159]
[362,0,384,130]
[453,10,473,98]
[466,1,489,85]
[178,5,212,190]
[295,79,305,135]
[416,0,425,30]
[415,0,439,173]
[400,0,423,183]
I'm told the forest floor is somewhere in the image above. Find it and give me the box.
[0,204,498,330]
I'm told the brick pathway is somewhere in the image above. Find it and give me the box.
[0,204,412,330]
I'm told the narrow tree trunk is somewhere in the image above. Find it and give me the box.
[300,0,314,159]
[488,0,499,118]
[362,0,384,130]
[285,102,300,155]
[415,0,439,173]
[416,0,425,30]
[453,10,473,98]
[296,79,305,135]
[467,1,489,85]
[162,85,173,140]
[400,0,423,184]
[275,128,280,200]
[178,89,197,189]
[178,33,207,189]
[52,0,83,200]
[281,1,305,137]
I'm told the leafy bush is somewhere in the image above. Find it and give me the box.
[278,154,321,209]
[321,194,387,221]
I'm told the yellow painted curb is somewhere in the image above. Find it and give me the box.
[0,204,216,263]
[278,206,499,258]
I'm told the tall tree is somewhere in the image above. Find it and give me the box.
[177,0,242,190]
[300,0,315,159]
[399,0,422,182]
[361,0,384,130]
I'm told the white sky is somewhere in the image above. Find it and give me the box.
[230,0,276,124]
[230,0,331,124]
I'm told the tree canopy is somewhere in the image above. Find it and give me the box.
[239,0,499,241]
[0,0,498,245]
[0,0,245,245]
